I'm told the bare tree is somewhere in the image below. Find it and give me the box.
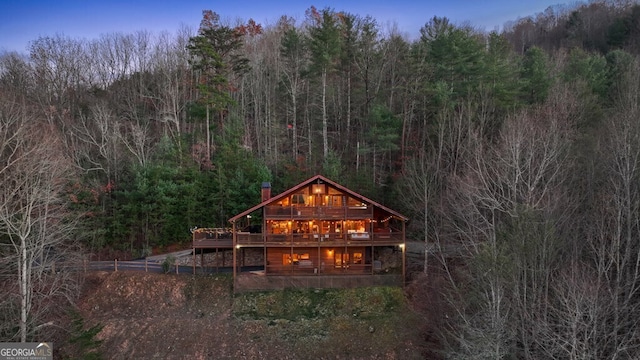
[440,84,578,358]
[148,28,193,154]
[402,154,438,274]
[580,57,640,359]
[72,102,121,179]
[118,120,154,167]
[0,96,81,342]
[0,52,33,97]
[541,262,606,359]
[29,35,91,129]
[278,17,308,161]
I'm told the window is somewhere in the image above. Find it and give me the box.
[283,253,299,265]
[334,252,349,268]
[270,221,290,234]
[283,253,310,265]
[291,194,306,205]
[345,220,368,233]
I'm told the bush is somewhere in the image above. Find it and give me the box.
[66,310,103,360]
[162,255,175,274]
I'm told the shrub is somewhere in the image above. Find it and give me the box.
[162,255,175,273]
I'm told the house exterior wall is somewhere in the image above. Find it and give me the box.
[264,247,374,275]
[229,175,408,291]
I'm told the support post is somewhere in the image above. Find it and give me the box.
[371,244,374,275]
[402,221,406,287]
[232,221,237,293]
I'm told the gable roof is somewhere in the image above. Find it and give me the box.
[229,174,408,223]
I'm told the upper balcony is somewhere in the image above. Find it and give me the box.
[236,231,404,246]
[264,205,372,220]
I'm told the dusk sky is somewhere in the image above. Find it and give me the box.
[0,0,575,54]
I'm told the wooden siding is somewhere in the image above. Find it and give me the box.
[228,175,409,222]
[226,175,407,290]
[265,247,370,275]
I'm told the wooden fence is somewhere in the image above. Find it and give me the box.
[52,259,244,275]
[52,259,195,274]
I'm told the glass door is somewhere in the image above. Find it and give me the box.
[334,252,350,268]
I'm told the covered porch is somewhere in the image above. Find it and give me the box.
[259,246,403,276]
[235,272,403,292]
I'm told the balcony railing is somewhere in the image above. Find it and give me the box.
[236,232,404,246]
[192,229,233,248]
[264,205,373,219]
[193,238,233,248]
[265,263,373,275]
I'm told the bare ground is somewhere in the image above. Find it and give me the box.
[57,269,430,359]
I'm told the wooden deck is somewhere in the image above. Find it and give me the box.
[192,228,233,249]
[193,233,403,249]
[236,232,404,246]
[192,238,233,249]
[235,272,403,292]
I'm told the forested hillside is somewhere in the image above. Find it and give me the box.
[3,1,640,356]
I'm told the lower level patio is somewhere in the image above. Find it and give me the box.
[234,272,403,292]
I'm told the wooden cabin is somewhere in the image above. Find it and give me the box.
[195,175,408,291]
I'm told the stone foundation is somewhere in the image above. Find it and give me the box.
[181,248,264,267]
[375,247,402,270]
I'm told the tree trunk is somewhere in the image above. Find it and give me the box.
[322,69,329,160]
[20,238,28,342]
[206,104,211,164]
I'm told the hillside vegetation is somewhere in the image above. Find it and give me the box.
[57,272,425,359]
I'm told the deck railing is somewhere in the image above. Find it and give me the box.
[236,232,404,246]
[192,238,233,248]
[264,205,373,219]
[192,228,233,248]
[265,263,373,274]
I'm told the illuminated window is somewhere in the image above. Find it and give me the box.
[312,184,325,194]
[282,253,300,265]
[291,194,305,205]
[334,252,350,268]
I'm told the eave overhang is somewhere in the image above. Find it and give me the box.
[228,175,409,223]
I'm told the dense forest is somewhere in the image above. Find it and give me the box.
[3,0,640,356]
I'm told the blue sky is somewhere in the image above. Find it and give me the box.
[0,0,574,54]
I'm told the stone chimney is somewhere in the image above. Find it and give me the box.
[261,182,271,202]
